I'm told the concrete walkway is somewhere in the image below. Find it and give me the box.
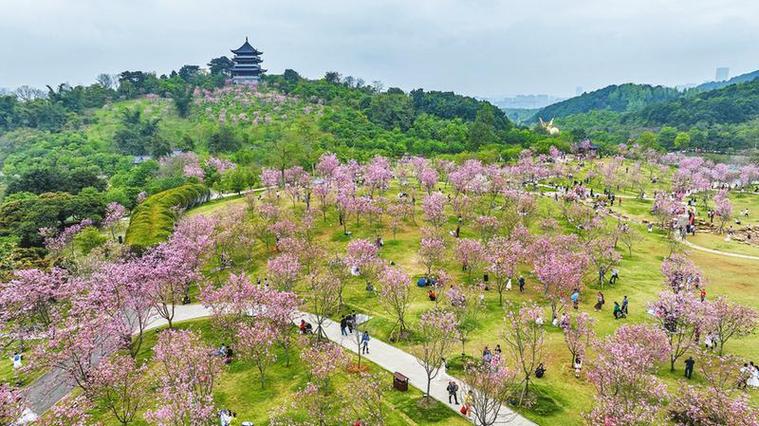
[683,239,759,261]
[294,311,534,426]
[24,305,532,425]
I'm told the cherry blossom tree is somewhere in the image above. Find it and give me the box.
[418,233,446,276]
[419,167,439,194]
[422,192,447,227]
[463,357,518,426]
[364,156,393,195]
[502,304,545,406]
[88,353,149,425]
[146,329,223,426]
[304,271,342,340]
[669,384,758,426]
[0,384,24,425]
[661,254,704,293]
[530,235,588,318]
[102,202,127,240]
[238,322,279,388]
[708,297,758,355]
[446,285,480,356]
[650,290,712,371]
[585,324,670,425]
[300,340,349,385]
[714,189,732,233]
[587,237,621,287]
[561,312,595,366]
[344,372,385,426]
[48,395,92,426]
[455,238,486,282]
[346,238,382,286]
[413,308,457,400]
[0,267,68,345]
[486,236,523,306]
[267,253,302,291]
[378,265,411,340]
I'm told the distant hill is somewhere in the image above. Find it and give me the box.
[627,77,759,127]
[693,69,759,92]
[531,83,681,122]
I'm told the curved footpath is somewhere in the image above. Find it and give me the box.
[682,239,759,261]
[24,304,534,425]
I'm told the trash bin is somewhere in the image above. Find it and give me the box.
[393,372,409,391]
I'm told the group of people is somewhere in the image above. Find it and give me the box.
[339,312,359,336]
[446,380,474,417]
[481,345,502,363]
[213,344,233,364]
[218,409,237,426]
[613,296,629,319]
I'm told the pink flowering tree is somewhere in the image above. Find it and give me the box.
[455,238,486,282]
[586,324,670,425]
[304,271,342,340]
[102,202,127,240]
[713,189,732,233]
[446,284,481,356]
[346,238,382,286]
[486,236,523,306]
[463,357,518,426]
[47,395,92,426]
[88,353,150,425]
[300,341,349,385]
[413,308,458,400]
[418,233,446,276]
[422,192,447,227]
[267,253,302,291]
[587,236,622,287]
[143,215,216,328]
[530,236,589,319]
[502,304,545,406]
[0,267,68,346]
[661,254,704,293]
[146,330,223,426]
[364,156,393,195]
[343,372,385,425]
[650,290,712,371]
[419,167,439,194]
[669,384,759,426]
[0,384,24,425]
[709,297,758,355]
[238,322,279,388]
[561,312,595,366]
[378,265,411,340]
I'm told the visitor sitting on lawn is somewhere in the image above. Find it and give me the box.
[428,289,437,301]
[535,363,546,378]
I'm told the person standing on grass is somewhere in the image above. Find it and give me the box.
[361,331,370,354]
[684,356,695,379]
[447,380,459,405]
[518,275,526,292]
[609,268,619,284]
[594,291,605,311]
[621,296,629,315]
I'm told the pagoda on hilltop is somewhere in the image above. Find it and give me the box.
[230,37,266,85]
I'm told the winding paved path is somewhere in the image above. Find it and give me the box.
[682,240,759,261]
[24,305,533,425]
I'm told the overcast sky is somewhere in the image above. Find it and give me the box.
[1,0,758,98]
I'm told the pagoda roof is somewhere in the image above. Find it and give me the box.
[231,37,263,55]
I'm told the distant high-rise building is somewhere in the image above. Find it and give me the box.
[575,86,584,96]
[715,67,730,82]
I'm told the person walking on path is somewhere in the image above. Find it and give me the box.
[340,316,348,336]
[361,331,370,354]
[518,275,526,293]
[447,380,459,405]
[684,356,695,379]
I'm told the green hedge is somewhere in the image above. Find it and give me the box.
[125,183,210,251]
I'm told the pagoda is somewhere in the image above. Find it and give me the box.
[230,37,265,85]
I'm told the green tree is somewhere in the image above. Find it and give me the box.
[208,57,234,76]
